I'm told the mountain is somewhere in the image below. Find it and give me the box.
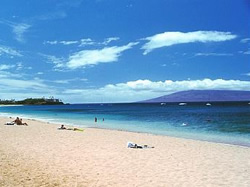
[140,90,250,103]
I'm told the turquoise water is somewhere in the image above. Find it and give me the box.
[1,103,250,147]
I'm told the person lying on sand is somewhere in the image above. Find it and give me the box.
[58,125,83,131]
[12,117,28,126]
[127,142,154,149]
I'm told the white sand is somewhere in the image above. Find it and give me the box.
[0,116,249,187]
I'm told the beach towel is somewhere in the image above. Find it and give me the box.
[5,122,15,125]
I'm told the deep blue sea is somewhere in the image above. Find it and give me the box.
[1,102,250,147]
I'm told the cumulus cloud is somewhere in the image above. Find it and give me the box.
[62,79,250,103]
[1,77,249,103]
[141,31,237,55]
[0,45,22,57]
[66,42,138,69]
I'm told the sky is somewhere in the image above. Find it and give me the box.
[0,0,249,103]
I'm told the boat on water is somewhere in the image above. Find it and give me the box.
[179,103,187,106]
[160,103,166,106]
[206,103,212,106]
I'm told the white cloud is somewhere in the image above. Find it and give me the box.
[0,70,22,79]
[0,45,22,57]
[0,19,31,42]
[0,64,15,70]
[142,31,237,55]
[41,54,66,68]
[102,37,120,45]
[243,73,250,76]
[239,49,250,55]
[44,37,119,47]
[195,53,233,57]
[60,40,78,45]
[44,41,58,45]
[12,23,31,42]
[1,77,249,103]
[45,38,95,46]
[51,78,87,84]
[79,38,96,46]
[240,38,250,43]
[44,40,78,45]
[16,62,23,70]
[0,72,58,100]
[52,80,72,84]
[62,79,250,103]
[66,42,138,69]
[0,77,49,92]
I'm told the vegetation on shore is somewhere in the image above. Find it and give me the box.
[0,97,64,105]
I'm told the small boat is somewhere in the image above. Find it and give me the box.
[179,103,187,106]
[206,103,212,106]
[160,103,166,106]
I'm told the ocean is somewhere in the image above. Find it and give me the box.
[1,102,250,147]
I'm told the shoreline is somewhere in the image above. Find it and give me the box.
[2,113,250,148]
[88,126,250,148]
[0,115,247,148]
[1,116,250,186]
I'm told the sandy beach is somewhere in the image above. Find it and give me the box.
[0,116,249,187]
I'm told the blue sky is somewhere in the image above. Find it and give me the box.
[0,0,249,103]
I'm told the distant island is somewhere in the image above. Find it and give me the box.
[0,97,64,105]
[140,90,250,103]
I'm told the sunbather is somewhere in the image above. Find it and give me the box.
[58,125,83,131]
[127,142,154,149]
[13,117,28,126]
